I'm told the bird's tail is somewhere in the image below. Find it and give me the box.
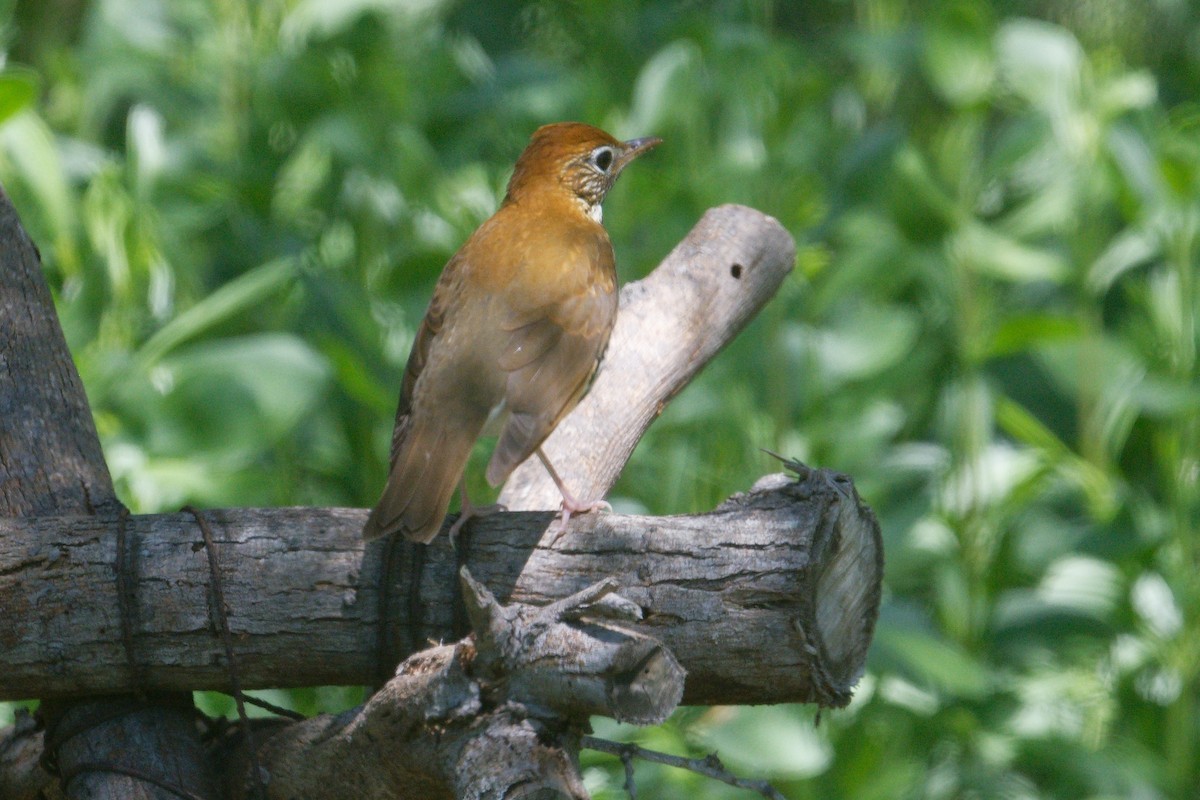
[363,419,478,543]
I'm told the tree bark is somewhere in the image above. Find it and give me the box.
[253,570,685,800]
[0,185,216,799]
[0,187,112,517]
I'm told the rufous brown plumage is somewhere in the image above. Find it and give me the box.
[364,122,660,542]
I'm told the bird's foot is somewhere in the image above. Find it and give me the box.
[547,496,611,544]
[534,447,610,544]
[557,496,612,527]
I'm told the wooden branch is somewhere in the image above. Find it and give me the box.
[0,188,115,517]
[254,570,684,800]
[581,737,787,800]
[0,202,853,706]
[0,466,881,707]
[0,711,54,800]
[499,204,796,509]
[0,184,215,799]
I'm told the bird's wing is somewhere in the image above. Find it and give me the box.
[364,259,480,543]
[484,246,618,487]
[386,264,454,470]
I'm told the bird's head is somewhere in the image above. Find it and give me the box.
[505,122,662,221]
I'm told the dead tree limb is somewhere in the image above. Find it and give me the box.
[254,570,684,800]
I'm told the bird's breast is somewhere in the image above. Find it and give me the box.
[463,198,614,295]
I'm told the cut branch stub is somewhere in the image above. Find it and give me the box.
[258,571,682,800]
[462,568,685,726]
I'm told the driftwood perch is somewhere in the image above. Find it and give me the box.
[0,194,884,799]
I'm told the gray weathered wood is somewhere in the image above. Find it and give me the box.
[0,466,880,707]
[499,204,796,511]
[255,570,684,800]
[0,189,114,516]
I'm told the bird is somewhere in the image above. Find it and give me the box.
[363,122,661,543]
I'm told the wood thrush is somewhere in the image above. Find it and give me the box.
[363,122,661,542]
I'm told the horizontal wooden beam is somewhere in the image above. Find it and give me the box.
[0,466,880,706]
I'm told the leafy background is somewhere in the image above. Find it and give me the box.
[2,0,1199,797]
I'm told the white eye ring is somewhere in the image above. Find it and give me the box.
[590,146,615,173]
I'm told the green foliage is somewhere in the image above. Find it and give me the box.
[4,0,1200,796]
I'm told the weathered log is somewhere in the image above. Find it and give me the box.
[0,465,880,706]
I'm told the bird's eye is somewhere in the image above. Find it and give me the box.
[591,146,614,172]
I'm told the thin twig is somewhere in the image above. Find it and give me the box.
[184,506,267,800]
[583,736,787,800]
[620,744,637,799]
[240,693,306,721]
[114,504,148,697]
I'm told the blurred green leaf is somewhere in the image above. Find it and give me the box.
[160,333,331,446]
[1099,71,1157,117]
[996,19,1083,114]
[987,314,1080,357]
[1038,556,1124,617]
[1086,226,1158,294]
[923,9,995,107]
[134,258,299,368]
[937,441,1042,517]
[0,111,75,259]
[789,303,920,386]
[281,0,446,44]
[0,68,38,126]
[273,137,333,223]
[626,39,701,135]
[692,706,831,779]
[950,222,1070,283]
[995,396,1119,517]
[875,625,993,700]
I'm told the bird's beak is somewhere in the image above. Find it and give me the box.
[615,136,663,173]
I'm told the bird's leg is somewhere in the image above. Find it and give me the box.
[446,480,507,547]
[536,448,612,536]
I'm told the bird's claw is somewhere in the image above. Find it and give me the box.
[548,498,611,545]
